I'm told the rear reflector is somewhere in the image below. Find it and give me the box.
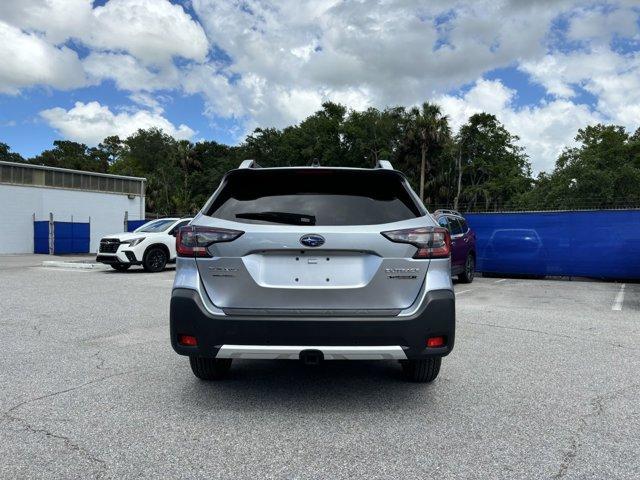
[426,336,445,348]
[178,334,198,347]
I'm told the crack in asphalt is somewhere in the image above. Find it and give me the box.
[1,368,146,477]
[553,383,640,479]
[467,321,577,339]
[4,411,107,477]
[467,321,640,352]
[5,369,139,415]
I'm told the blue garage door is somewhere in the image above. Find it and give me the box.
[34,221,50,254]
[53,221,90,254]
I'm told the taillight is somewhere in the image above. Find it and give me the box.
[176,226,244,257]
[381,227,451,259]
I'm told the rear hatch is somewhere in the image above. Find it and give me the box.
[195,168,432,315]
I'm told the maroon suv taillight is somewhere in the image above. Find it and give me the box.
[381,227,451,259]
[176,226,244,258]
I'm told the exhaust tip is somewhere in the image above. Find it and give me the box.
[299,349,324,365]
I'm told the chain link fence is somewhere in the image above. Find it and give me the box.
[428,198,640,214]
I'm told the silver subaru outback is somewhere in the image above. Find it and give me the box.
[170,160,455,383]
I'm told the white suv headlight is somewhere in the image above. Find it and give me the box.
[125,237,146,247]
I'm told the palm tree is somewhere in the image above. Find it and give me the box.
[173,140,200,214]
[406,102,451,202]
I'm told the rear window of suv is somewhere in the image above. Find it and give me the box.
[206,169,423,226]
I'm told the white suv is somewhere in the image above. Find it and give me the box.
[97,218,192,272]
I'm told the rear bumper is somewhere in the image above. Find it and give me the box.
[170,288,455,360]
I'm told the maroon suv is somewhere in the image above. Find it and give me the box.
[433,210,476,283]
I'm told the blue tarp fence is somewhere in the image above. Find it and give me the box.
[127,219,148,232]
[33,219,90,254]
[465,210,640,279]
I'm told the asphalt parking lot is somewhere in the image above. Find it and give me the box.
[1,255,639,479]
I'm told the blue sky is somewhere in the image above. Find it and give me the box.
[0,0,639,173]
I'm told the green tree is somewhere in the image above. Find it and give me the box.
[30,140,108,172]
[342,107,404,167]
[243,128,291,166]
[111,128,180,214]
[171,140,203,214]
[457,113,532,210]
[523,124,640,209]
[404,102,451,203]
[0,142,25,163]
[97,136,124,165]
[291,102,347,166]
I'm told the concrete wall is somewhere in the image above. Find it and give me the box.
[0,184,145,254]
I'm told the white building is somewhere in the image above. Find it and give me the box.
[0,161,145,254]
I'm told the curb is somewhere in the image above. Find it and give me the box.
[42,261,104,270]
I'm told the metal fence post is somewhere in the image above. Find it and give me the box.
[48,212,54,255]
[124,211,128,232]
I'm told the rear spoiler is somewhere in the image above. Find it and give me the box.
[237,158,395,170]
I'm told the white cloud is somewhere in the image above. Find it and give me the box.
[83,52,180,92]
[40,101,195,145]
[567,5,639,42]
[186,0,597,139]
[0,21,87,94]
[438,79,603,173]
[128,92,163,113]
[520,49,627,98]
[1,0,639,172]
[0,0,208,64]
[0,0,93,44]
[520,46,640,134]
[89,0,209,64]
[0,0,207,94]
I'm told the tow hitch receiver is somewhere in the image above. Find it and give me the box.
[300,349,324,365]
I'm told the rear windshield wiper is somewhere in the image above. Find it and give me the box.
[235,211,316,226]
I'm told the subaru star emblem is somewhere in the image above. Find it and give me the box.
[300,234,325,248]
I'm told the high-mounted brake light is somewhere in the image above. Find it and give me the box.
[176,226,244,258]
[381,226,451,259]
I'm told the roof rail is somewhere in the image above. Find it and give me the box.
[238,159,260,169]
[376,160,394,170]
[434,209,462,217]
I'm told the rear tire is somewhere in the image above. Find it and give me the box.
[402,357,441,383]
[143,247,167,272]
[110,264,130,271]
[189,356,232,380]
[459,254,475,283]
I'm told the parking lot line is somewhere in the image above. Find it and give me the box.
[33,267,93,273]
[612,284,626,311]
[455,289,473,295]
[494,278,507,283]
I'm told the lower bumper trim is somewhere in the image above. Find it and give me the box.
[216,345,407,360]
[96,255,119,264]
